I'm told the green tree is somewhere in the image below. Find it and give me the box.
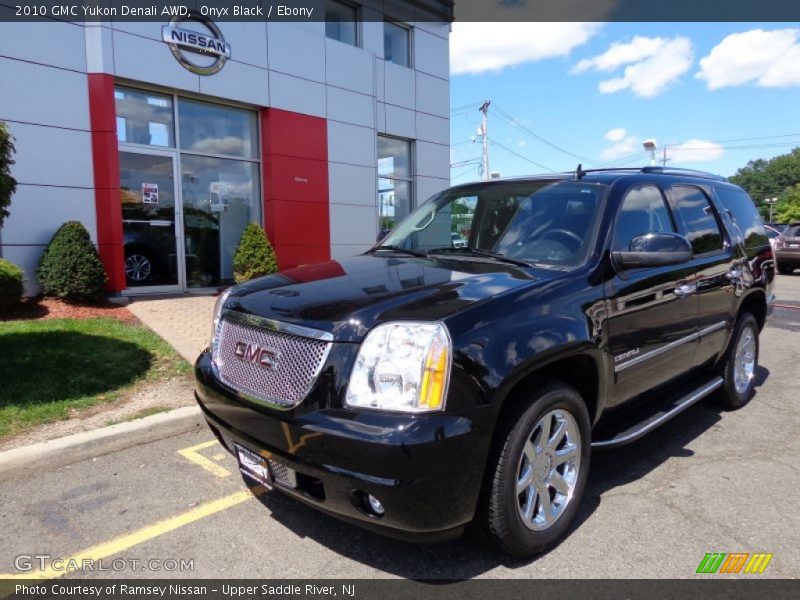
[233,222,278,284]
[0,121,17,227]
[729,147,800,220]
[774,184,800,224]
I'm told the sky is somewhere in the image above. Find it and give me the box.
[448,22,800,185]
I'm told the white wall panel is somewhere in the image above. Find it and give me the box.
[415,72,448,117]
[217,22,268,69]
[384,61,415,109]
[8,123,93,188]
[267,22,325,82]
[329,163,377,207]
[325,39,374,96]
[331,244,372,260]
[1,184,97,245]
[413,29,449,80]
[200,60,269,107]
[327,121,376,167]
[330,204,379,245]
[0,59,90,130]
[415,112,449,145]
[327,87,375,129]
[415,141,450,178]
[0,21,86,72]
[268,71,326,118]
[385,105,415,139]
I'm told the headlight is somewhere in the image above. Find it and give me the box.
[210,287,233,353]
[345,321,452,413]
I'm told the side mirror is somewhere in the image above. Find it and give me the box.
[612,232,693,269]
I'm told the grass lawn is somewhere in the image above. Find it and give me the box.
[0,317,190,440]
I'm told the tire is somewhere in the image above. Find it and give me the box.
[124,250,155,284]
[777,263,794,275]
[480,382,591,557]
[716,312,759,409]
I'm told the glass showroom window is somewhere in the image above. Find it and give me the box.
[325,0,358,46]
[378,136,413,233]
[384,20,410,67]
[115,87,174,147]
[178,98,261,287]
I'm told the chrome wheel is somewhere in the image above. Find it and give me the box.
[734,324,756,394]
[516,409,581,531]
[125,254,152,282]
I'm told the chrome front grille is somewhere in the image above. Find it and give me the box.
[213,311,332,409]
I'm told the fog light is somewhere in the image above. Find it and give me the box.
[366,494,385,516]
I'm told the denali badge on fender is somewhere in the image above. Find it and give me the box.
[233,341,280,369]
[196,167,773,558]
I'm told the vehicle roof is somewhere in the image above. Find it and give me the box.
[448,166,732,191]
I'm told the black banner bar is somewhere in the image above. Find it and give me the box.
[2,580,800,600]
[1,0,800,23]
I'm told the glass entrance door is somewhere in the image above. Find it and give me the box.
[119,151,182,290]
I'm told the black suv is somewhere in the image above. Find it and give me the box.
[195,167,774,557]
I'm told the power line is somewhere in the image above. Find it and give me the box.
[491,103,596,165]
[451,101,482,113]
[451,165,481,182]
[488,138,557,173]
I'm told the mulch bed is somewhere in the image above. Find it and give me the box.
[0,297,137,323]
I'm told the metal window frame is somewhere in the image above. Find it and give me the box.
[377,134,415,234]
[325,0,361,48]
[114,83,263,294]
[383,18,413,68]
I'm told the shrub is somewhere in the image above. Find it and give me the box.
[37,221,107,301]
[0,258,23,310]
[0,121,17,228]
[233,222,279,284]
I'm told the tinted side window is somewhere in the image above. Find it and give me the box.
[613,185,675,251]
[714,186,769,249]
[784,225,800,237]
[672,186,723,255]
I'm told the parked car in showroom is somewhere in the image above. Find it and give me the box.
[195,167,774,557]
[774,223,800,274]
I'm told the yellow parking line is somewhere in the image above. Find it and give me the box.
[2,487,266,580]
[178,440,231,478]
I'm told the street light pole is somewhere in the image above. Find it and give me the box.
[765,197,778,222]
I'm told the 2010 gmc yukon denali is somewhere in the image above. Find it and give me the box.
[195,167,774,557]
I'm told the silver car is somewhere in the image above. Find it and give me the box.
[775,223,800,275]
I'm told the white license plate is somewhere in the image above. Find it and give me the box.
[234,443,273,490]
[790,243,800,248]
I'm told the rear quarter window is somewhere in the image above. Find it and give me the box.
[714,186,769,249]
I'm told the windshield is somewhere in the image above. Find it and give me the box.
[379,180,607,268]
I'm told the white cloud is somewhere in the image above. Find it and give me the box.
[604,128,627,142]
[573,36,693,98]
[668,140,724,163]
[697,28,800,90]
[517,139,528,148]
[600,135,639,161]
[450,23,602,76]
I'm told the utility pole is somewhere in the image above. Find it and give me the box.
[661,144,670,167]
[479,101,490,180]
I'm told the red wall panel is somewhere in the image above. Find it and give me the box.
[260,109,330,270]
[88,73,125,292]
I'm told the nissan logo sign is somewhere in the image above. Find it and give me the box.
[162,12,231,76]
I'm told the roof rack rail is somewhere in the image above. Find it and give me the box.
[639,166,727,181]
[570,165,727,182]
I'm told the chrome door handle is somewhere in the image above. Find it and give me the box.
[727,268,742,281]
[674,283,696,298]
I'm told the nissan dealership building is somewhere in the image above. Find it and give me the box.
[0,2,451,295]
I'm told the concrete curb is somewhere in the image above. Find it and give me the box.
[0,405,205,482]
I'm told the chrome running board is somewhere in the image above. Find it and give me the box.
[591,377,724,449]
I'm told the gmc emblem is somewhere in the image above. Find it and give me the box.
[234,341,280,369]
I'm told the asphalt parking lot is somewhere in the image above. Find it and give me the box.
[1,280,799,580]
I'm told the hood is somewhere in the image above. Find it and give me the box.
[225,254,550,342]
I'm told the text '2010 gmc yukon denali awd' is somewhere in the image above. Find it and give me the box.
[195,167,774,557]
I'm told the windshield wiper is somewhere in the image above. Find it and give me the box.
[369,245,429,258]
[428,246,532,268]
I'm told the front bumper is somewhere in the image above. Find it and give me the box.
[194,351,496,542]
[776,248,800,267]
